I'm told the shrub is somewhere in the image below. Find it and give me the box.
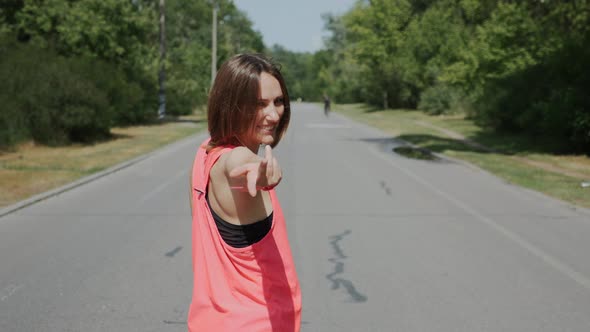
[418,84,464,115]
[26,55,113,145]
[76,60,152,126]
[0,97,28,149]
[1,41,114,145]
[0,34,29,148]
[0,36,159,147]
[473,35,590,153]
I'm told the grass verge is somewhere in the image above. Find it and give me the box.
[0,112,206,208]
[335,104,590,209]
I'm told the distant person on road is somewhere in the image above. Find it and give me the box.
[323,93,331,117]
[188,54,301,332]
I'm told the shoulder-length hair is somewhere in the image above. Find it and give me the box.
[207,53,290,151]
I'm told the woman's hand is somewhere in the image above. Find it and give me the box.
[228,145,282,197]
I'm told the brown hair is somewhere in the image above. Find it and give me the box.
[207,53,290,151]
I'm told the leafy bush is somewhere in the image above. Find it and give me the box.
[1,41,117,146]
[165,78,201,116]
[0,30,162,147]
[474,35,590,153]
[571,111,590,152]
[164,43,210,116]
[0,96,28,149]
[0,34,28,148]
[418,84,464,115]
[78,60,153,126]
[25,55,114,145]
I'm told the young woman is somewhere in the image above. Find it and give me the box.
[188,54,301,331]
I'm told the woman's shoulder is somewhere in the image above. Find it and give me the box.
[205,143,239,161]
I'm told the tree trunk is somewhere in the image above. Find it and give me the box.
[211,3,218,86]
[158,0,166,119]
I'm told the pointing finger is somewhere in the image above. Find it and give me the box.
[265,145,272,162]
[246,168,258,197]
[266,155,274,180]
[264,145,273,179]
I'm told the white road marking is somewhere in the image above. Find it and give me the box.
[136,169,187,205]
[305,123,352,129]
[367,145,590,292]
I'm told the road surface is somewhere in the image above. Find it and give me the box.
[1,102,590,331]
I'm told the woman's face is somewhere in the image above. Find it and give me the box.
[243,72,285,152]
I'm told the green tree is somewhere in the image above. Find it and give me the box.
[319,0,589,151]
[15,0,158,124]
[341,0,414,108]
[164,0,264,115]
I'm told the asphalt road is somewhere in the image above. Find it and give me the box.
[1,102,590,331]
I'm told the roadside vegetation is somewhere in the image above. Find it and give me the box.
[1,0,263,149]
[0,112,205,207]
[336,104,590,209]
[272,1,590,154]
[1,0,258,207]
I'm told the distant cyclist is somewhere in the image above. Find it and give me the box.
[323,93,331,117]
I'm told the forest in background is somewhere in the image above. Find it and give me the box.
[271,0,590,153]
[2,0,589,153]
[0,0,263,147]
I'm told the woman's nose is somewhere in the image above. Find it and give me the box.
[265,105,280,121]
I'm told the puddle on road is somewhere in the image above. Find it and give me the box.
[393,146,439,161]
[354,137,445,163]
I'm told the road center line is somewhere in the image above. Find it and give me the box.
[136,169,187,206]
[367,145,590,292]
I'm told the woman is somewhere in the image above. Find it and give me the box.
[188,54,301,331]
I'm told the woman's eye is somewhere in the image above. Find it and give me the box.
[257,101,267,108]
[274,98,284,106]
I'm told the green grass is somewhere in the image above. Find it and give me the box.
[0,112,206,207]
[335,104,590,209]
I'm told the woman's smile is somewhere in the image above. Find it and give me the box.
[257,125,276,134]
[242,72,285,151]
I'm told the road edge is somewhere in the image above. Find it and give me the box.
[0,133,202,218]
[333,111,590,218]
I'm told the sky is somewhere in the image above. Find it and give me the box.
[233,0,357,53]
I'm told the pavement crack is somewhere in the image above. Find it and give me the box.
[380,180,392,196]
[165,246,182,257]
[326,230,368,303]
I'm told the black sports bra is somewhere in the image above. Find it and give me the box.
[206,196,272,248]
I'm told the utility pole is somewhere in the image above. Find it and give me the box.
[211,1,218,86]
[158,0,166,119]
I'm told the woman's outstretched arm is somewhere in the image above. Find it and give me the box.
[226,145,282,197]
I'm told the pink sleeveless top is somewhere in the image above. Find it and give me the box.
[188,139,301,332]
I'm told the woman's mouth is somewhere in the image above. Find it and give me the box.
[258,125,275,134]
